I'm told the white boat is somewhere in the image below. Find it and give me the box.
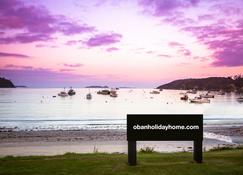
[190,97,210,103]
[110,88,117,94]
[186,89,197,94]
[217,91,225,95]
[110,93,118,97]
[200,93,214,98]
[179,92,186,95]
[86,93,92,100]
[150,90,160,94]
[58,90,68,97]
[237,97,243,102]
[110,89,118,97]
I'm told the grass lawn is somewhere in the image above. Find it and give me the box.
[0,149,243,175]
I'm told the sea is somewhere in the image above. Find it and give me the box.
[0,88,243,131]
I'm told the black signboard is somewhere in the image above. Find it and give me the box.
[127,114,203,165]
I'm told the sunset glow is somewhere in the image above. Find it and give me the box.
[0,0,243,87]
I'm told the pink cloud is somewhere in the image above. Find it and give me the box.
[197,14,214,21]
[139,0,200,16]
[63,63,83,68]
[59,68,74,72]
[168,41,184,47]
[183,22,243,66]
[5,64,33,69]
[0,0,95,44]
[0,52,31,58]
[106,47,119,52]
[157,54,171,58]
[146,50,155,54]
[168,41,191,56]
[35,44,58,48]
[83,33,122,47]
[65,40,81,46]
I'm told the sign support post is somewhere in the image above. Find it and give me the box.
[128,140,137,166]
[194,140,202,163]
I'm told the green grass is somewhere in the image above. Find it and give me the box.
[0,149,243,175]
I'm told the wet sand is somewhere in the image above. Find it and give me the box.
[0,126,242,156]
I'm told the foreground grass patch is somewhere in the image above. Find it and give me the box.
[0,149,243,175]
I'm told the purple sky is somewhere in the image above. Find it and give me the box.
[0,0,243,87]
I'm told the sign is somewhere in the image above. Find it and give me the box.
[127,114,203,165]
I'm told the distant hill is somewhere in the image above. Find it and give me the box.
[0,77,15,88]
[85,85,109,88]
[157,76,243,92]
[15,85,27,88]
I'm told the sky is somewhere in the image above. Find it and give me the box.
[0,0,243,88]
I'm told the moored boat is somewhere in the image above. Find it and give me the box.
[200,93,214,98]
[110,89,118,97]
[150,90,160,94]
[86,93,92,100]
[110,92,118,97]
[97,89,110,95]
[58,90,68,97]
[180,94,188,100]
[190,97,210,103]
[237,97,243,102]
[68,88,76,96]
[186,89,197,94]
[217,91,225,95]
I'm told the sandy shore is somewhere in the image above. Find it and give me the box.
[0,126,243,156]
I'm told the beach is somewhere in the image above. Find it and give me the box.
[0,126,242,156]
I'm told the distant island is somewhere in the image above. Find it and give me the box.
[85,85,109,88]
[0,77,15,88]
[15,85,27,88]
[157,76,243,93]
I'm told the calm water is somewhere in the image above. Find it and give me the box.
[0,88,243,131]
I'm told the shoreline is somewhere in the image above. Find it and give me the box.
[0,126,243,156]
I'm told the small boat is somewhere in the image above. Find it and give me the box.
[110,92,118,97]
[68,88,76,96]
[110,88,117,94]
[217,91,225,95]
[58,90,68,97]
[237,97,243,102]
[179,92,186,95]
[180,94,188,100]
[150,90,160,94]
[86,93,92,100]
[200,93,214,98]
[110,89,118,97]
[190,97,210,104]
[186,89,197,94]
[159,88,163,91]
[97,89,110,95]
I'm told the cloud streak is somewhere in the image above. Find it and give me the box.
[106,47,119,52]
[83,33,122,47]
[63,63,83,68]
[139,0,200,16]
[0,52,31,58]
